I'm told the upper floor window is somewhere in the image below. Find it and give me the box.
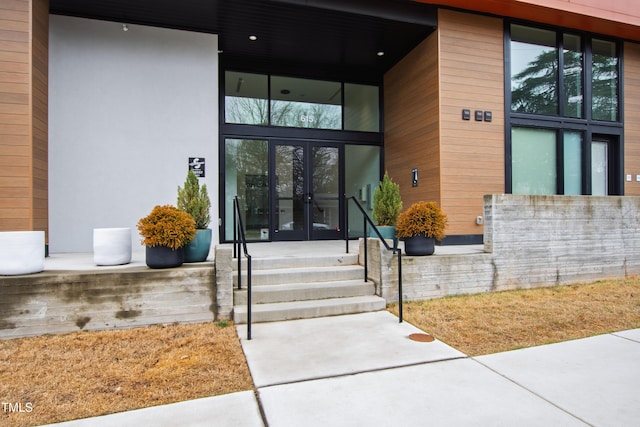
[592,39,619,121]
[224,71,380,132]
[509,24,619,122]
[511,25,558,115]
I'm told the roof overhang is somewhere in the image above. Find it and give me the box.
[50,0,438,79]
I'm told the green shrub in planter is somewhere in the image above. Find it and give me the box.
[177,170,211,229]
[372,172,402,226]
[177,170,212,262]
[372,172,402,247]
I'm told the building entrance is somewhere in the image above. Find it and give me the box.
[223,138,381,243]
[272,141,342,241]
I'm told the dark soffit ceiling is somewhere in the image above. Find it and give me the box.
[49,0,437,78]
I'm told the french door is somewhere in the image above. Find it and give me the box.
[272,141,343,240]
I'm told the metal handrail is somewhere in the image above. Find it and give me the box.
[233,196,253,340]
[344,196,403,323]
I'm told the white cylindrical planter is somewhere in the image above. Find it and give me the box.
[93,228,132,266]
[0,231,45,275]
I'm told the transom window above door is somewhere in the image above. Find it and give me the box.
[224,71,380,132]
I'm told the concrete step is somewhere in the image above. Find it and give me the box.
[233,295,387,324]
[233,264,365,286]
[232,253,359,271]
[234,279,375,305]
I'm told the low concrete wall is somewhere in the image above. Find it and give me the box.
[214,245,234,320]
[0,265,218,339]
[485,194,640,288]
[371,195,640,303]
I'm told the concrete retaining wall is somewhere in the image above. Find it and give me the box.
[0,265,218,339]
[372,195,640,303]
[485,194,640,288]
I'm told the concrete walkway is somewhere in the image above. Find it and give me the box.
[45,311,640,427]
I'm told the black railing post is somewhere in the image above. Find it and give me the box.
[233,206,237,259]
[397,249,403,323]
[344,194,349,254]
[344,196,403,322]
[237,230,242,290]
[233,196,253,340]
[247,254,252,340]
[363,214,368,282]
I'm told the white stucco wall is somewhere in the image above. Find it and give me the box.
[49,15,219,253]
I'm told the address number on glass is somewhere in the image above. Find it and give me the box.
[300,114,315,123]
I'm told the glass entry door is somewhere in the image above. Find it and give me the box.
[272,141,342,240]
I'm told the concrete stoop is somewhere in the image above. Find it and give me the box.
[232,253,386,324]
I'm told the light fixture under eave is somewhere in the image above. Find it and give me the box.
[122,24,129,32]
[248,35,257,41]
[377,51,385,57]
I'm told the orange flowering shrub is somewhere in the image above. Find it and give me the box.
[137,205,196,250]
[395,201,447,240]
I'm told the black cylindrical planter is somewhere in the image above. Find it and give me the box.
[403,236,435,256]
[145,245,184,268]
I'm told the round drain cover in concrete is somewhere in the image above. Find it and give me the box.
[409,333,435,342]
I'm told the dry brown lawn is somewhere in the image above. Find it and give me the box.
[0,322,253,427]
[1,278,639,427]
[388,277,640,356]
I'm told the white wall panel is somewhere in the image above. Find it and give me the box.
[49,15,219,252]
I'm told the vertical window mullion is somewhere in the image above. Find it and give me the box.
[341,82,345,131]
[558,32,564,117]
[584,39,593,122]
[267,75,272,126]
[584,129,593,195]
[504,23,513,194]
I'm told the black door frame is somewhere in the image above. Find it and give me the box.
[271,140,344,241]
[589,134,622,196]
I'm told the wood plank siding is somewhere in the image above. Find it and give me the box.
[384,33,441,209]
[625,42,640,196]
[0,0,48,238]
[384,9,504,239]
[438,10,504,237]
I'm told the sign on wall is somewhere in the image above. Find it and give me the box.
[189,157,205,177]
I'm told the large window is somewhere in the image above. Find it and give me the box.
[344,84,380,132]
[224,71,380,132]
[511,128,584,195]
[592,39,619,121]
[224,139,269,240]
[563,131,583,195]
[511,25,558,115]
[512,128,557,194]
[563,34,584,118]
[507,23,622,196]
[509,24,618,121]
[270,76,342,130]
[225,72,268,125]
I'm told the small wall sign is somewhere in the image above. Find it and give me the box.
[189,157,205,177]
